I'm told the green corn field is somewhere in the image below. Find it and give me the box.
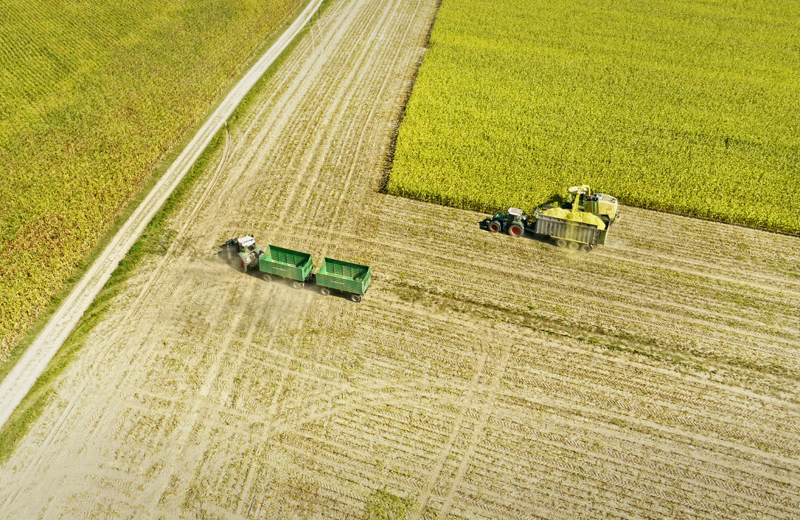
[389,0,800,234]
[0,0,306,360]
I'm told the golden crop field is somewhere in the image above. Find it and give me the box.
[389,0,800,234]
[0,0,306,361]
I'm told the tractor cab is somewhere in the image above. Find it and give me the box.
[488,207,528,237]
[237,235,258,253]
[223,235,264,271]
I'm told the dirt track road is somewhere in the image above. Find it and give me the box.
[2,0,800,518]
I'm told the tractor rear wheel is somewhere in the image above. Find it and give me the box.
[350,293,363,302]
[292,281,304,290]
[260,273,273,282]
[489,220,502,233]
[508,223,524,237]
[320,287,331,296]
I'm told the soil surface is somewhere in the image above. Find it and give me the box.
[1,0,799,518]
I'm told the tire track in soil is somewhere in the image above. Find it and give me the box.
[140,280,258,508]
[408,337,489,519]
[437,342,511,519]
[155,0,430,514]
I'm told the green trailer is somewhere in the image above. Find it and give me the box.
[315,257,371,302]
[258,245,314,289]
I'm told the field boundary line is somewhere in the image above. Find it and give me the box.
[0,0,324,430]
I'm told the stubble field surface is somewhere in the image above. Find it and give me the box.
[1,0,799,518]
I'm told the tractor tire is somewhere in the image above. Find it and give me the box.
[489,220,502,233]
[261,273,273,282]
[508,223,524,237]
[292,281,304,290]
[555,239,567,248]
[320,287,331,296]
[580,244,593,252]
[567,241,580,251]
[350,293,363,303]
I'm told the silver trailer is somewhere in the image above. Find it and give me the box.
[533,214,607,252]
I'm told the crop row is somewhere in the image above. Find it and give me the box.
[389,0,800,233]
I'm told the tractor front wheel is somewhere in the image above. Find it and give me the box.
[508,223,524,237]
[489,220,502,233]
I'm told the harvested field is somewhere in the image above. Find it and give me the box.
[1,0,799,518]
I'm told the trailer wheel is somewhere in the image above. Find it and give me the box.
[292,281,304,290]
[488,220,502,233]
[580,244,593,252]
[260,273,273,282]
[555,239,567,248]
[567,241,580,251]
[508,223,524,237]
[350,293,362,302]
[320,287,331,296]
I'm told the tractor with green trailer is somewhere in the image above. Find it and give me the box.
[223,236,313,288]
[488,185,620,251]
[222,236,371,300]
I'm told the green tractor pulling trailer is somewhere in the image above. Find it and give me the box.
[488,185,620,251]
[223,236,371,302]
